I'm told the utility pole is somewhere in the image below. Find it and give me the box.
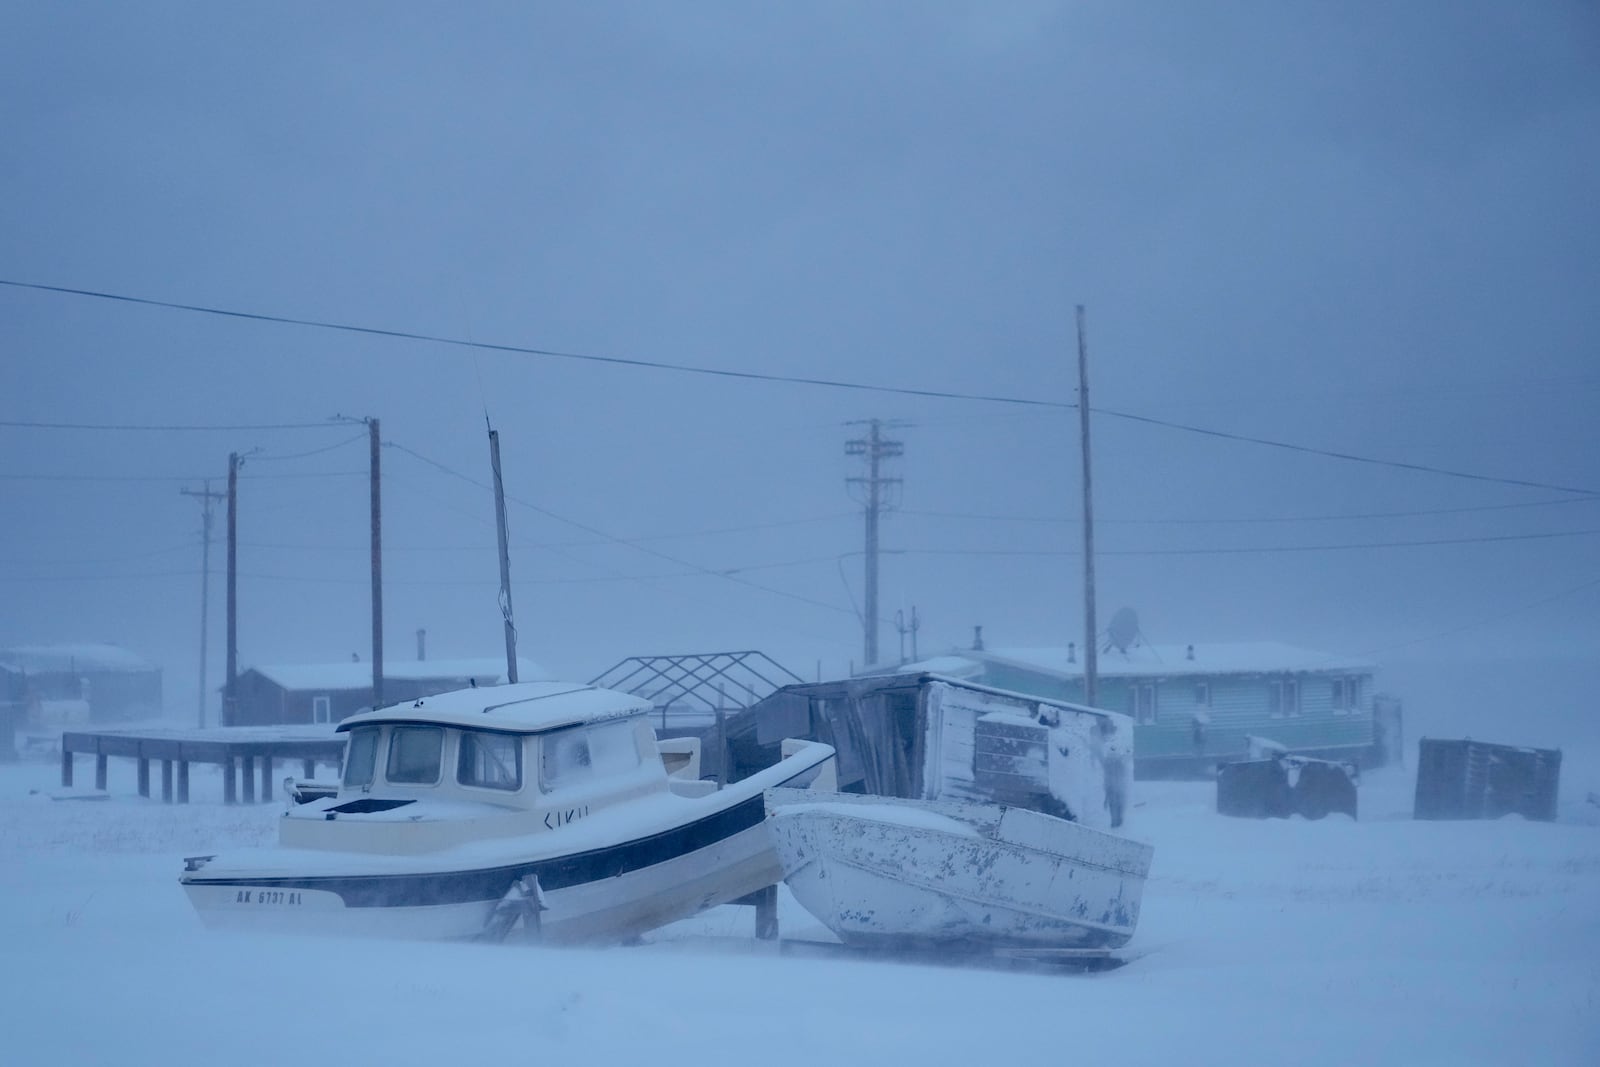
[180,481,224,729]
[846,419,904,669]
[1076,305,1099,707]
[225,452,239,725]
[895,606,920,665]
[369,418,384,709]
[487,422,518,683]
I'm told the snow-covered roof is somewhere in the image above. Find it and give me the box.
[247,657,548,692]
[0,643,155,673]
[867,655,985,679]
[338,681,651,735]
[972,642,1375,679]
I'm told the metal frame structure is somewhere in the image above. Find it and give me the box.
[589,651,803,728]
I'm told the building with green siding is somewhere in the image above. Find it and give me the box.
[884,642,1389,778]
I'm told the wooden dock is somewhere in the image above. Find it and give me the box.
[60,726,346,804]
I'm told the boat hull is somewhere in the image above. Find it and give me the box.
[765,790,1153,950]
[183,749,831,944]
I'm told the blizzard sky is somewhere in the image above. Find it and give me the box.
[3,2,1597,717]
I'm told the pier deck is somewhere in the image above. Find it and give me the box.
[60,726,345,804]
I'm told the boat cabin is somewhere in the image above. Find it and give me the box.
[282,682,706,853]
[725,672,1133,831]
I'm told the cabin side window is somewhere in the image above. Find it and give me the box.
[540,719,642,792]
[343,726,379,787]
[387,726,444,784]
[1268,677,1302,719]
[458,730,523,792]
[1331,676,1360,715]
[1128,683,1158,725]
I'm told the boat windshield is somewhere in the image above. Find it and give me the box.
[458,730,523,792]
[540,719,641,792]
[343,727,379,788]
[388,726,444,784]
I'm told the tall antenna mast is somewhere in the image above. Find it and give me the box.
[1076,305,1099,707]
[487,421,518,683]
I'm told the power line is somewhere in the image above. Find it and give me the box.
[0,470,365,482]
[0,279,1060,410]
[4,277,1593,495]
[1092,405,1598,497]
[0,543,196,567]
[1359,575,1600,657]
[0,417,342,431]
[235,554,847,586]
[9,526,1592,587]
[901,496,1600,527]
[384,439,858,618]
[251,431,370,462]
[899,528,1600,557]
[237,511,857,554]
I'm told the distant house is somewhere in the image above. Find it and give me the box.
[0,643,163,723]
[883,641,1385,777]
[222,657,549,727]
[0,663,23,759]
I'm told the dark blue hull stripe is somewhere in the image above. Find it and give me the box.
[186,761,822,909]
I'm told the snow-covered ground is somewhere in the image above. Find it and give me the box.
[1,746,1596,1065]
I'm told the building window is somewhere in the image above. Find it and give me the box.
[1193,681,1210,708]
[1268,677,1301,719]
[1331,676,1360,716]
[1128,683,1158,725]
[311,695,332,724]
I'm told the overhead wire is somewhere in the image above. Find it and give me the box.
[2,277,1592,496]
[384,439,859,619]
[0,470,368,483]
[899,528,1600,557]
[901,496,1600,527]
[0,417,342,431]
[0,279,1062,409]
[1359,575,1600,657]
[250,431,370,462]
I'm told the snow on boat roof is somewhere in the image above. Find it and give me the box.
[337,681,652,734]
[976,642,1376,677]
[249,657,548,692]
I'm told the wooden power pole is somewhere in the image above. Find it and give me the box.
[225,452,239,725]
[846,418,904,669]
[369,417,384,709]
[487,423,518,683]
[180,480,224,728]
[1076,305,1099,707]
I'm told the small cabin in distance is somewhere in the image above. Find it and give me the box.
[223,657,548,727]
[0,643,163,724]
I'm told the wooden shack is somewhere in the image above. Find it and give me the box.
[222,657,547,727]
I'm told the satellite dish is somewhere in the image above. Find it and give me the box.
[1106,607,1141,654]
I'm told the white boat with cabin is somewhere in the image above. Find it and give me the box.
[764,787,1153,951]
[181,681,835,943]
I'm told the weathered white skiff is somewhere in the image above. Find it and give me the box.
[765,787,1153,950]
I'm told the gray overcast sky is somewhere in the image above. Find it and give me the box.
[3,1,1597,713]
